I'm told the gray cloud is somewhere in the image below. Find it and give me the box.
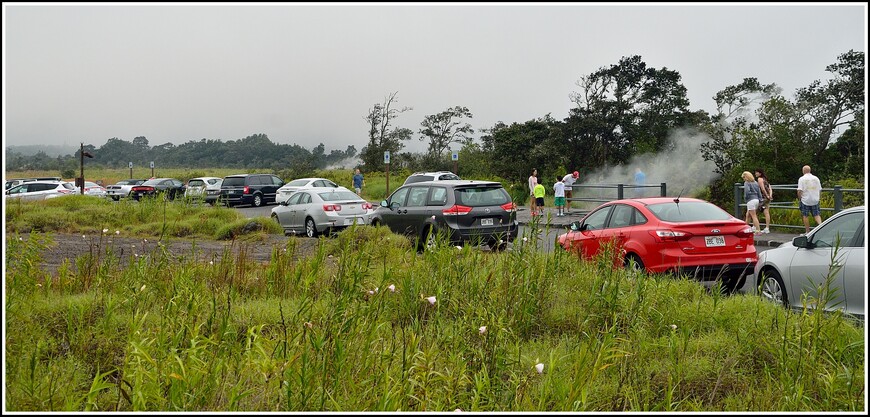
[3,4,865,154]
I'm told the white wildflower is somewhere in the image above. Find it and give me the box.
[455,246,462,250]
[535,363,544,374]
[426,296,437,305]
[669,324,677,331]
[522,237,528,242]
[304,321,314,329]
[115,230,120,235]
[388,284,396,292]
[479,326,487,335]
[209,261,213,265]
[102,228,108,233]
[140,284,146,292]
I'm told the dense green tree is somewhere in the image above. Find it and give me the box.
[418,106,474,160]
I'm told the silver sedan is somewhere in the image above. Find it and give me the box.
[750,206,865,319]
[271,187,373,237]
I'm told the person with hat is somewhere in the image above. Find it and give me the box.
[562,170,579,213]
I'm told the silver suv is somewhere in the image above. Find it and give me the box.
[402,171,461,186]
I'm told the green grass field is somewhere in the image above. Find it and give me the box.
[3,200,865,411]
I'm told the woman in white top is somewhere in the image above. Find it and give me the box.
[528,168,538,215]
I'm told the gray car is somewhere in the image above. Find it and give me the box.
[751,206,865,319]
[5,181,77,201]
[271,187,373,237]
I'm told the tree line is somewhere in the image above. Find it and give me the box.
[6,50,863,208]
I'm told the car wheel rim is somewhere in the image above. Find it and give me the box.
[306,220,315,237]
[254,196,262,206]
[761,277,783,304]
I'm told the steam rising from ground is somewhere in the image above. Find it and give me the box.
[577,128,720,200]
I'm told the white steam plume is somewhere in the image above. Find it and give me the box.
[577,128,720,200]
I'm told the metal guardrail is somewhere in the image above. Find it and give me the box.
[563,183,667,215]
[733,183,866,231]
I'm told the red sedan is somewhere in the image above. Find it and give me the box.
[557,197,757,293]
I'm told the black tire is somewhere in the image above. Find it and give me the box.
[759,269,788,306]
[720,274,747,295]
[305,217,318,238]
[253,194,263,207]
[111,195,120,201]
[623,253,645,271]
[417,226,437,252]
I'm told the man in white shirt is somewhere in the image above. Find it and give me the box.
[562,171,579,213]
[797,165,823,234]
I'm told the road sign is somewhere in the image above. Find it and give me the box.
[451,151,459,161]
[384,151,391,164]
[150,161,155,169]
[129,162,133,169]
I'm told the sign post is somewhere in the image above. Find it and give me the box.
[150,161,155,178]
[384,151,391,195]
[129,162,133,179]
[79,142,94,195]
[451,150,459,174]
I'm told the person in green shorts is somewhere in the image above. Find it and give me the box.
[553,175,566,216]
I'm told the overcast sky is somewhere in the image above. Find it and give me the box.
[3,3,866,154]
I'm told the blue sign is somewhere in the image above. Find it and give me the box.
[451,151,459,161]
[384,151,391,164]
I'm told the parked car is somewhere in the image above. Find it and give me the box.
[185,177,223,205]
[271,187,373,237]
[751,206,865,318]
[402,171,461,186]
[5,177,62,190]
[83,181,107,197]
[218,173,285,207]
[557,197,757,293]
[130,178,186,201]
[106,179,146,201]
[370,180,518,251]
[275,177,340,204]
[5,181,77,201]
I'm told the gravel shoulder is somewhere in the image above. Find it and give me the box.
[16,232,320,276]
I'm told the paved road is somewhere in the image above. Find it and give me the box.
[235,204,777,254]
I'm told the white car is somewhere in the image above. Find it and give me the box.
[271,187,373,237]
[5,181,78,201]
[750,206,865,319]
[185,177,223,205]
[83,181,107,197]
[275,177,339,205]
[402,171,461,186]
[106,179,146,200]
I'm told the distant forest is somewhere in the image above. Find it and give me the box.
[4,134,358,176]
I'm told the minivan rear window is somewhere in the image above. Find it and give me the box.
[223,177,246,187]
[405,175,434,184]
[455,187,509,207]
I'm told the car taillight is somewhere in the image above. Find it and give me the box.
[442,205,472,216]
[736,227,754,238]
[323,204,342,211]
[58,189,73,194]
[500,202,517,213]
[243,186,250,194]
[649,229,693,242]
[362,202,373,210]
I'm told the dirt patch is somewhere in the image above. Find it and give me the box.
[16,232,321,276]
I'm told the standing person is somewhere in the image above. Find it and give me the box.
[742,171,762,235]
[797,165,823,234]
[562,171,579,213]
[755,168,773,233]
[633,167,646,198]
[553,176,566,217]
[533,179,546,217]
[528,168,538,215]
[352,168,365,195]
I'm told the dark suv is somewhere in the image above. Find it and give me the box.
[219,174,285,207]
[370,180,518,251]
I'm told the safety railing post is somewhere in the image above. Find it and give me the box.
[617,184,624,200]
[734,183,741,217]
[834,185,843,213]
[660,182,666,197]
